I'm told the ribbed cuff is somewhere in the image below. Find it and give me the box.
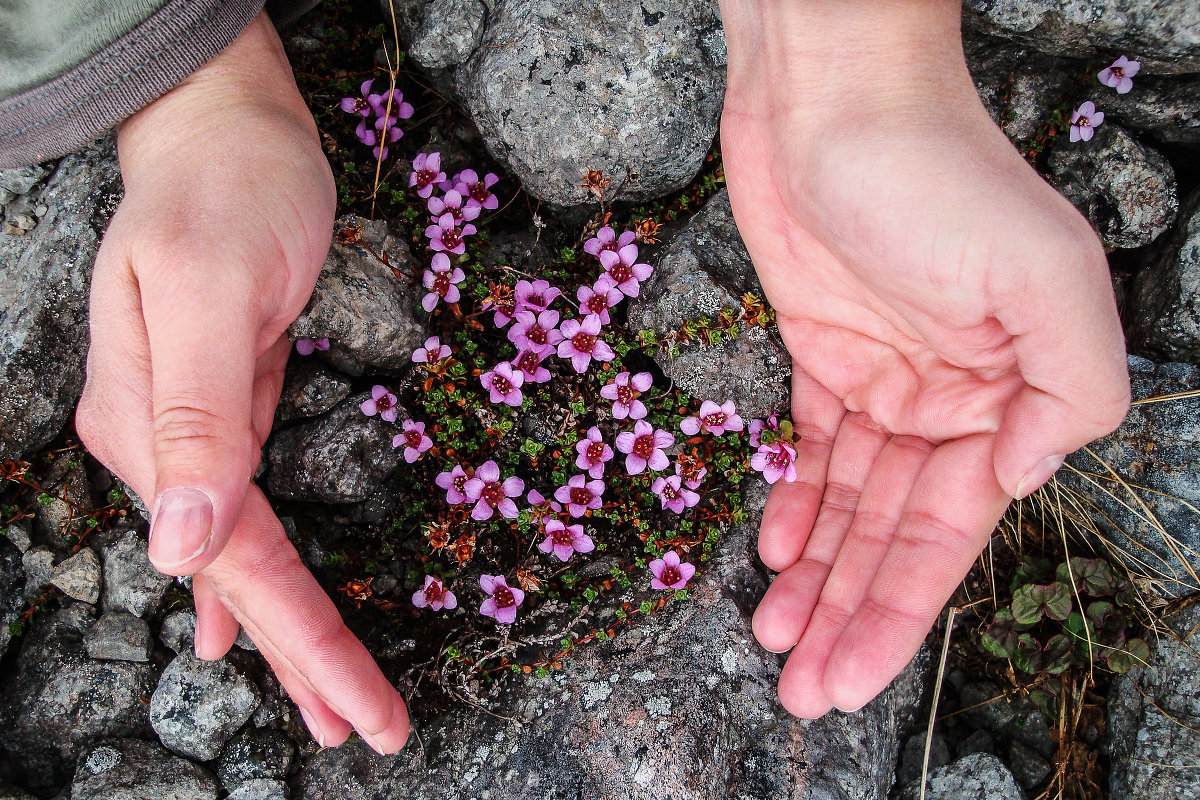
[0,0,266,169]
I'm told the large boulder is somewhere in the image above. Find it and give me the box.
[1127,189,1200,364]
[69,738,219,800]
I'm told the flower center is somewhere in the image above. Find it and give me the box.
[659,566,681,586]
[453,474,468,495]
[406,431,422,447]
[482,481,504,507]
[424,582,444,603]
[661,483,679,501]
[1112,66,1124,78]
[353,98,370,113]
[469,183,490,203]
[492,375,513,395]
[376,394,392,412]
[609,263,632,284]
[425,349,440,364]
[767,448,791,469]
[633,434,654,460]
[527,293,545,307]
[587,294,608,315]
[417,168,436,189]
[493,585,515,608]
[702,412,726,428]
[617,385,634,405]
[1080,117,1091,127]
[527,325,548,345]
[572,333,596,353]
[586,441,605,463]
[517,351,541,373]
[570,487,593,506]
[441,227,464,250]
[433,273,450,296]
[551,527,574,546]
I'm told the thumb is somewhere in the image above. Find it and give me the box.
[140,256,263,575]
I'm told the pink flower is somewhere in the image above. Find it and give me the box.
[295,338,329,355]
[360,385,399,422]
[649,550,695,591]
[574,426,614,478]
[412,335,451,366]
[748,414,779,448]
[680,399,744,436]
[339,79,378,118]
[509,309,563,351]
[583,226,636,257]
[553,474,605,517]
[651,474,700,514]
[1070,101,1105,142]
[599,371,653,420]
[615,419,674,475]
[750,441,798,484]
[454,169,500,211]
[556,315,615,373]
[676,462,706,491]
[369,115,404,161]
[435,464,471,505]
[514,279,562,314]
[485,290,517,328]
[1098,55,1140,95]
[392,419,433,463]
[510,346,552,384]
[464,460,524,520]
[421,252,466,312]
[412,575,457,611]
[409,152,447,198]
[425,212,477,255]
[576,274,623,325]
[479,574,524,624]
[428,189,481,225]
[599,246,653,297]
[538,519,595,562]
[480,361,525,407]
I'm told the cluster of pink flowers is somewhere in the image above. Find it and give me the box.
[1071,55,1141,143]
[295,337,329,356]
[339,79,414,160]
[747,414,799,484]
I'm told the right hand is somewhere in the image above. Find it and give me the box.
[76,12,408,752]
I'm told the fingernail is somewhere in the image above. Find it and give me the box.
[362,733,387,756]
[1015,454,1067,499]
[834,704,864,714]
[299,708,326,748]
[762,645,791,654]
[150,488,214,569]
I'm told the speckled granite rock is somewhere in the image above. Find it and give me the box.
[150,653,261,761]
[50,547,101,604]
[408,0,487,70]
[217,727,295,791]
[84,611,152,662]
[1104,73,1200,145]
[899,753,1025,800]
[69,738,219,800]
[0,536,23,660]
[964,34,1074,144]
[1127,190,1200,364]
[99,527,172,618]
[275,360,353,425]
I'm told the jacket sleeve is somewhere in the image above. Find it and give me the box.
[0,0,318,169]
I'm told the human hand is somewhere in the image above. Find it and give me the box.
[719,0,1129,717]
[75,12,408,751]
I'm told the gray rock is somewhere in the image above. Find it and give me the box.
[50,547,101,604]
[963,0,1200,73]
[1105,74,1200,145]
[1058,356,1200,598]
[84,611,151,662]
[227,779,290,800]
[1048,124,1177,250]
[0,784,36,800]
[409,0,487,70]
[275,360,353,424]
[265,393,406,503]
[297,479,928,800]
[216,728,295,791]
[900,752,1025,800]
[457,0,725,206]
[1008,739,1052,790]
[99,527,171,617]
[150,652,261,761]
[957,729,997,758]
[1127,190,1200,363]
[32,456,92,549]
[21,545,54,596]
[0,605,157,794]
[897,731,952,788]
[5,519,31,552]
[0,536,23,660]
[0,164,48,195]
[70,738,219,800]
[958,682,1056,757]
[158,609,196,654]
[288,215,423,375]
[1108,603,1200,800]
[0,135,122,459]
[964,34,1075,143]
[627,190,791,418]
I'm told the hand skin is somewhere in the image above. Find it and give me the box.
[718,0,1130,716]
[75,12,408,752]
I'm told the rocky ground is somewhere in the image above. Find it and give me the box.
[1,1,1199,798]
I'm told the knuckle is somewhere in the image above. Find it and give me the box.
[153,402,230,448]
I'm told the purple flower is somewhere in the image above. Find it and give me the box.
[553,474,605,517]
[425,212,477,255]
[514,279,562,314]
[412,575,457,611]
[360,385,399,422]
[510,346,553,384]
[481,361,525,407]
[435,464,471,505]
[392,419,433,463]
[295,338,329,356]
[599,371,653,420]
[598,246,653,297]
[750,441,799,484]
[556,315,615,373]
[464,460,524,520]
[680,399,744,436]
[538,519,595,562]
[1070,101,1105,142]
[577,274,623,325]
[615,419,674,475]
[410,152,447,199]
[455,169,500,211]
[412,335,451,366]
[748,414,779,448]
[526,488,563,516]
[1098,55,1140,94]
[339,79,377,117]
[428,189,481,225]
[651,474,700,514]
[574,426,614,478]
[583,226,636,257]
[649,550,695,591]
[370,115,404,160]
[509,309,563,352]
[479,574,524,624]
[421,252,466,312]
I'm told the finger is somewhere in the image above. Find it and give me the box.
[137,252,264,575]
[757,365,845,571]
[192,573,241,660]
[992,238,1130,498]
[204,488,410,753]
[775,435,932,717]
[752,412,889,654]
[250,627,353,749]
[822,433,1008,713]
[251,336,293,443]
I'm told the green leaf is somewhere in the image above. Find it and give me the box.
[1012,556,1054,590]
[1108,638,1150,673]
[1012,633,1041,673]
[1056,557,1116,596]
[1042,634,1074,674]
[1012,582,1073,625]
